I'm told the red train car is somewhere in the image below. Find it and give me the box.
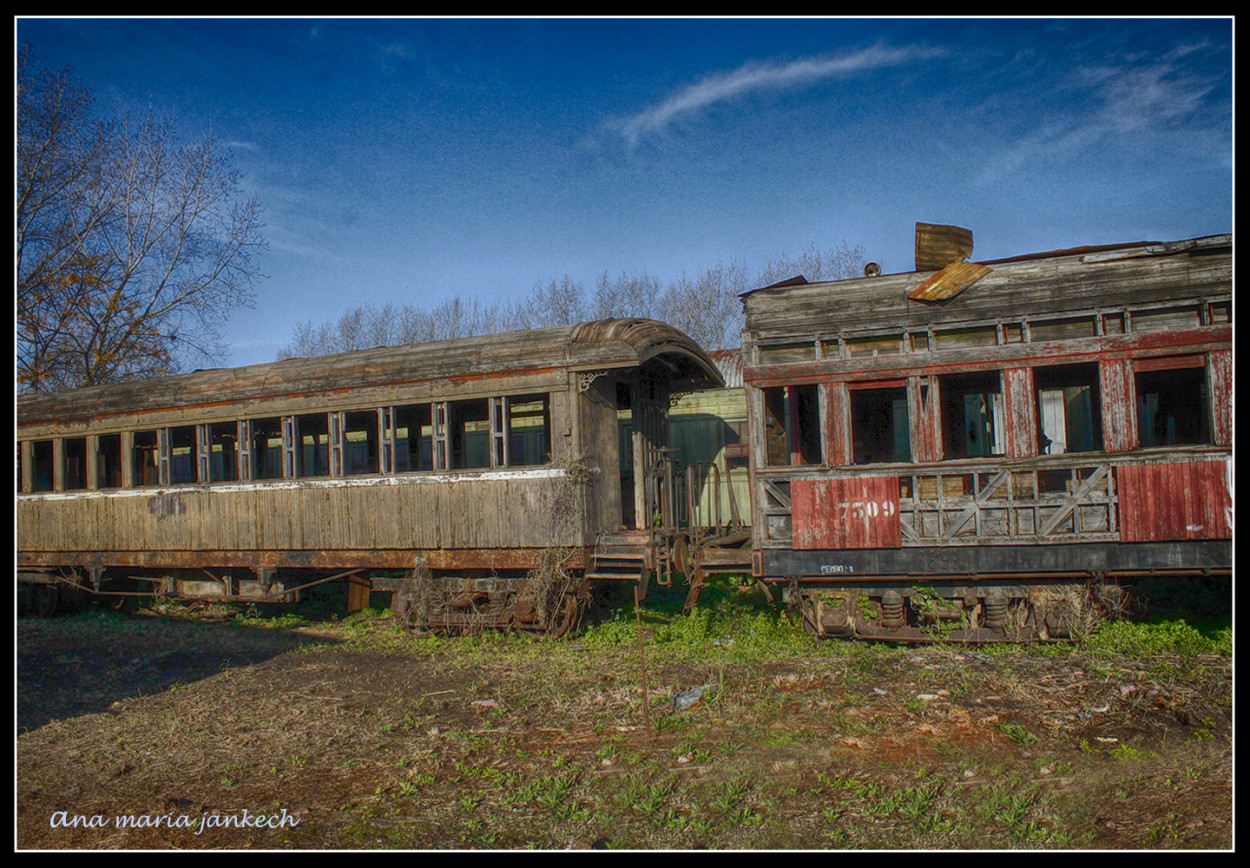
[739,228,1232,641]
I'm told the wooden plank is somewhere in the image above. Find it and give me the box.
[1209,349,1233,447]
[791,477,902,550]
[1117,461,1232,542]
[1099,359,1137,453]
[1000,367,1038,459]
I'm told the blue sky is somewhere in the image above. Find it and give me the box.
[17,17,1233,366]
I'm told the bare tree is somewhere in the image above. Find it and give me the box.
[17,48,264,392]
[659,260,750,351]
[755,240,868,287]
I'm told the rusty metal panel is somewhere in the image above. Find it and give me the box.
[914,222,974,272]
[908,260,993,303]
[1117,460,1232,542]
[792,477,902,550]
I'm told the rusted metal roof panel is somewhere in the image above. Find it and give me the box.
[791,476,902,550]
[1117,460,1233,542]
[907,260,993,303]
[915,222,974,272]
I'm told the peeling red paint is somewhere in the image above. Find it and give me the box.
[1117,461,1232,542]
[792,477,902,550]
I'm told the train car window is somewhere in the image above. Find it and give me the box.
[393,404,435,472]
[31,440,55,492]
[850,386,911,465]
[205,422,239,482]
[342,410,380,476]
[1136,364,1210,447]
[249,418,284,480]
[1029,316,1096,343]
[295,414,331,477]
[762,385,821,466]
[845,334,905,358]
[507,394,550,467]
[1034,364,1102,454]
[168,426,198,484]
[96,433,123,489]
[1131,305,1203,334]
[62,437,88,490]
[940,372,1004,460]
[449,399,491,470]
[132,431,159,487]
[934,325,998,350]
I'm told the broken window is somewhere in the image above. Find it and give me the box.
[1035,364,1102,455]
[205,422,239,482]
[393,404,435,472]
[940,372,1004,460]
[132,431,159,486]
[249,418,284,480]
[30,440,55,492]
[168,426,198,484]
[342,410,381,476]
[295,414,331,477]
[505,394,551,467]
[449,399,491,470]
[762,385,821,466]
[1136,361,1210,447]
[96,434,123,489]
[62,437,88,490]
[850,385,911,465]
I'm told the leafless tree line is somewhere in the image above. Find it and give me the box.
[277,241,867,359]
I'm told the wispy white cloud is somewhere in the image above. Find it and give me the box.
[607,44,945,146]
[978,49,1226,185]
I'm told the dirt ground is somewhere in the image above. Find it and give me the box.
[15,604,1233,851]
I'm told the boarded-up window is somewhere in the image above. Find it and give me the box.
[1035,364,1102,454]
[763,385,821,467]
[132,431,159,487]
[940,372,1004,459]
[249,418,284,480]
[96,433,123,489]
[1136,364,1210,447]
[62,437,88,490]
[850,386,911,465]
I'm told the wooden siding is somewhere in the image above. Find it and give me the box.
[1098,358,1138,453]
[741,238,1230,344]
[1209,349,1233,447]
[1001,367,1039,459]
[16,471,581,561]
[792,477,902,550]
[1117,460,1233,542]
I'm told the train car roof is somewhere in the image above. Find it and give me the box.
[17,318,723,427]
[739,233,1231,341]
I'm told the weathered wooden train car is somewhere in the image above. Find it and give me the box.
[739,228,1232,641]
[16,319,723,633]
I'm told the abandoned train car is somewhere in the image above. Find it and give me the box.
[740,227,1233,641]
[16,319,724,633]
